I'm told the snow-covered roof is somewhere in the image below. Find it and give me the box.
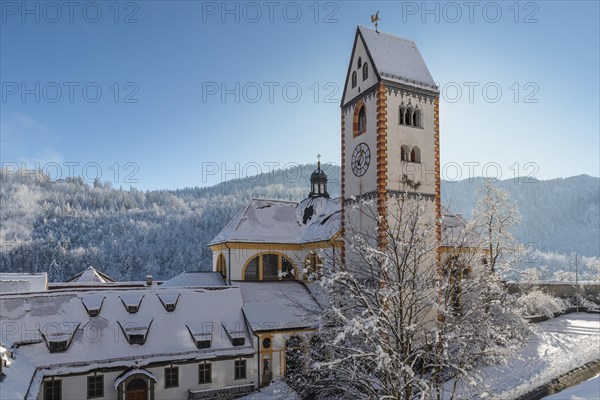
[0,273,47,293]
[0,287,253,398]
[160,271,226,287]
[67,266,115,283]
[358,26,438,93]
[210,198,341,246]
[238,282,321,332]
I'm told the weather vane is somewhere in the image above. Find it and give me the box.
[371,11,380,32]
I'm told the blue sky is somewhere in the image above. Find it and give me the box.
[1,1,598,190]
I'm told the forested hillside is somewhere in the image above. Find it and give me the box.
[0,165,338,281]
[0,165,597,281]
[441,175,600,258]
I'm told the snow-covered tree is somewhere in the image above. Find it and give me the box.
[288,192,529,399]
[469,179,521,275]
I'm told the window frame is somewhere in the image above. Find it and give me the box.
[362,63,368,80]
[244,253,295,281]
[44,379,62,400]
[351,71,357,88]
[87,375,104,399]
[198,362,212,384]
[234,359,247,380]
[164,366,179,389]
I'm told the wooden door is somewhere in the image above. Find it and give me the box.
[126,379,147,400]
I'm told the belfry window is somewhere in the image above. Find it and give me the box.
[351,71,357,88]
[411,146,421,163]
[406,108,413,126]
[413,109,421,127]
[401,145,410,162]
[362,63,368,80]
[400,105,422,128]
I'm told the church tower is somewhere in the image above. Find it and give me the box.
[340,26,441,247]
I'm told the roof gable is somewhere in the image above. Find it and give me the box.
[341,26,381,107]
[342,26,438,106]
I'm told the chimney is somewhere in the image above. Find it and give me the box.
[145,275,153,286]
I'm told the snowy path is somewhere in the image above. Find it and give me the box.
[450,313,600,399]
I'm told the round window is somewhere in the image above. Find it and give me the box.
[263,337,272,349]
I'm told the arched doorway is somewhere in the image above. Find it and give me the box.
[126,378,147,400]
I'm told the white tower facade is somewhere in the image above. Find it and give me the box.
[340,26,441,249]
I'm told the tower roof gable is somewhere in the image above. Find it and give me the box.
[342,26,438,106]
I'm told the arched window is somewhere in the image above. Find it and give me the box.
[357,57,362,69]
[406,107,413,126]
[413,109,420,127]
[245,257,259,280]
[362,63,368,80]
[305,252,322,280]
[399,106,406,125]
[353,102,366,136]
[216,253,226,279]
[401,145,410,162]
[244,253,296,281]
[411,146,421,163]
[351,71,357,88]
[358,107,366,132]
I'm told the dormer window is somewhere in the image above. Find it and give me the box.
[363,63,368,80]
[351,71,357,88]
[41,324,79,353]
[81,294,105,317]
[223,324,246,346]
[129,333,145,345]
[195,333,212,349]
[48,340,68,352]
[119,293,144,314]
[157,293,180,312]
[230,332,245,346]
[186,324,214,349]
[118,319,153,345]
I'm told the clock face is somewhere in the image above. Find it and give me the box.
[351,143,371,177]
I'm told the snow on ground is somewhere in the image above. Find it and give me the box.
[240,381,300,400]
[459,313,600,399]
[543,374,600,400]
